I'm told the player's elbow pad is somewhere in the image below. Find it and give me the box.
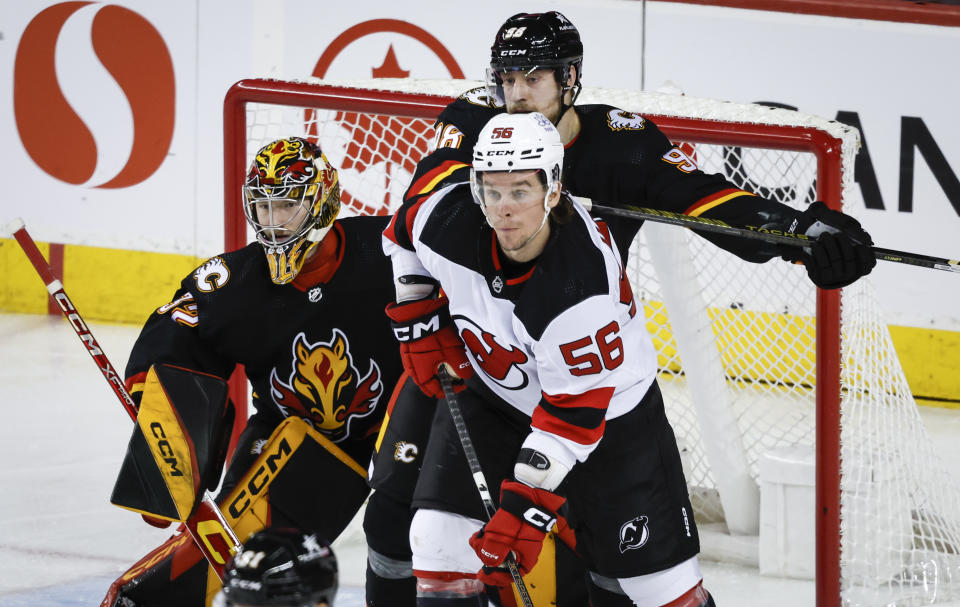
[514,434,574,492]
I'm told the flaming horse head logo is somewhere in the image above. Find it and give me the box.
[270,330,381,441]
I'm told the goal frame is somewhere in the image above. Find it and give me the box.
[222,77,844,606]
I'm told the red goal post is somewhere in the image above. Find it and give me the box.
[221,77,960,607]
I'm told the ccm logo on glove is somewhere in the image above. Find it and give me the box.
[523,507,556,531]
[392,314,441,341]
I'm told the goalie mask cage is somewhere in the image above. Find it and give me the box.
[223,78,960,606]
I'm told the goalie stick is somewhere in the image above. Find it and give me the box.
[7,218,242,580]
[436,365,534,607]
[576,198,960,274]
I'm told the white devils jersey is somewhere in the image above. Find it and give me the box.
[384,183,657,463]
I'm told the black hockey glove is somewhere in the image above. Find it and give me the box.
[782,201,876,289]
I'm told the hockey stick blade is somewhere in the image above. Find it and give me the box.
[582,200,960,274]
[437,366,534,607]
[11,220,241,580]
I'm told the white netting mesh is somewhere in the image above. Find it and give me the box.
[230,78,960,605]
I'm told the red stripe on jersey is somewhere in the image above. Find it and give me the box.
[385,371,411,417]
[532,408,606,446]
[125,371,148,395]
[542,386,615,410]
[684,188,756,217]
[407,160,468,199]
[383,209,403,247]
[506,267,535,285]
[533,386,614,445]
[594,219,614,249]
[490,233,536,285]
[383,194,431,248]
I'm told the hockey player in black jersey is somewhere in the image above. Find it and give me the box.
[385,111,718,606]
[102,137,403,607]
[368,10,875,607]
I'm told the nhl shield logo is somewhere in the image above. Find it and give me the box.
[308,286,322,302]
[491,275,504,294]
[618,515,650,553]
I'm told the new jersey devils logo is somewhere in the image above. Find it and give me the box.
[455,316,528,390]
[618,516,650,553]
[270,330,381,441]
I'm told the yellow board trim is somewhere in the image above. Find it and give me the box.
[0,237,201,324]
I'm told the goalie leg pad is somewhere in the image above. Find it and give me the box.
[105,417,370,607]
[222,416,370,539]
[101,530,211,607]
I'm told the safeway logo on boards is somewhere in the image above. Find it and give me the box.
[13,3,175,188]
[308,19,464,216]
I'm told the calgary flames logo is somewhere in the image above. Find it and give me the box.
[269,330,382,441]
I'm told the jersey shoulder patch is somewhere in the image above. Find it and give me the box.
[458,85,504,109]
[193,256,231,293]
[606,108,646,132]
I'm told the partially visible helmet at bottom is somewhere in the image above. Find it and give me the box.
[220,528,338,607]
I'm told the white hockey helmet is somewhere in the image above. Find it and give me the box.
[470,111,564,212]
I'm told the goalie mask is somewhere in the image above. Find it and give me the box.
[221,528,338,607]
[470,112,564,239]
[243,137,341,285]
[486,11,583,114]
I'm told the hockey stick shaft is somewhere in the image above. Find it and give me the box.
[437,365,534,607]
[9,218,241,579]
[584,201,960,274]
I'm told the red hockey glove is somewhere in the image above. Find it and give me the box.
[782,201,876,289]
[385,297,472,399]
[468,480,566,587]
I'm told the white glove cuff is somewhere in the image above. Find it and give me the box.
[514,432,575,492]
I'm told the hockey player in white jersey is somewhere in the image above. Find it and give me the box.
[382,111,715,606]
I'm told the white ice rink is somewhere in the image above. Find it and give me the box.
[2,311,959,606]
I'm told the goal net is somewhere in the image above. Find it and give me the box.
[223,77,960,606]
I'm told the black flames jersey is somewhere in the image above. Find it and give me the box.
[384,183,656,465]
[125,216,401,455]
[395,86,799,262]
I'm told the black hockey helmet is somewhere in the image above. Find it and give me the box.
[487,11,583,107]
[222,528,338,606]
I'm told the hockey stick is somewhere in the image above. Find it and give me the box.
[579,199,960,274]
[7,218,241,580]
[436,365,535,607]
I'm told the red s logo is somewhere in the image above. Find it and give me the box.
[14,3,175,187]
